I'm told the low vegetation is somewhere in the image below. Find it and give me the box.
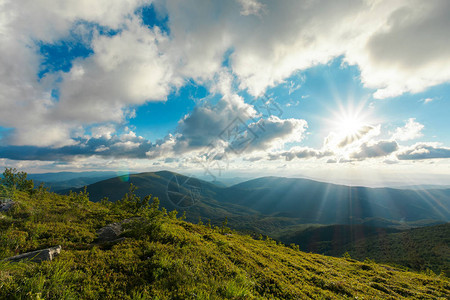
[0,169,449,299]
[276,223,450,276]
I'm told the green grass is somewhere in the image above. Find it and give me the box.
[0,186,449,299]
[275,223,450,276]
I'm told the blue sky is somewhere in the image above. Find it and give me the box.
[1,0,450,186]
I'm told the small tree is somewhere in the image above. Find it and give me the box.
[221,216,228,234]
[1,168,34,194]
[115,184,153,213]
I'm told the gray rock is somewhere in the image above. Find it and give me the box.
[96,222,123,242]
[0,198,14,212]
[95,218,137,243]
[4,245,62,263]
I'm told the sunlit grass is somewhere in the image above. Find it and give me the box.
[0,184,448,299]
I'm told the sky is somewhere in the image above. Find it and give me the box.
[1,0,450,186]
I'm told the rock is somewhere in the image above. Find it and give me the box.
[4,245,62,263]
[96,222,123,243]
[95,218,138,243]
[0,198,14,212]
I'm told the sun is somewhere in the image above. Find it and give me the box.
[324,106,375,152]
[336,115,364,137]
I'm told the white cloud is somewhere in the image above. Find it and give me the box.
[54,18,178,124]
[396,143,450,160]
[350,140,399,160]
[236,0,266,16]
[269,147,332,161]
[324,124,381,150]
[237,116,308,152]
[1,0,450,154]
[0,0,158,147]
[392,118,424,141]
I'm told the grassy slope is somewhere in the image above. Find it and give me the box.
[0,190,449,299]
[344,223,450,275]
[276,223,450,275]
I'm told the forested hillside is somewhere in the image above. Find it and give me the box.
[68,171,450,227]
[276,223,450,276]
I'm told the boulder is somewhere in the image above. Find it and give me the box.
[95,218,139,243]
[96,222,123,243]
[4,245,62,263]
[0,198,14,212]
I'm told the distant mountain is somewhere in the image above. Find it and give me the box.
[218,176,450,224]
[65,171,259,224]
[203,176,251,187]
[277,223,450,275]
[27,171,118,183]
[65,171,450,229]
[391,184,450,190]
[27,171,118,192]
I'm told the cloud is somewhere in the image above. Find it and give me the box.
[146,92,307,158]
[1,0,450,159]
[0,0,157,147]
[392,118,424,141]
[163,0,450,98]
[269,147,332,161]
[0,131,153,161]
[54,18,177,125]
[168,94,257,154]
[231,116,308,153]
[236,0,266,16]
[359,0,450,98]
[396,143,450,160]
[350,140,399,159]
[324,124,380,149]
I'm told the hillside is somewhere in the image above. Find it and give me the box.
[276,223,450,275]
[64,171,260,225]
[342,223,450,275]
[276,224,401,254]
[1,185,449,299]
[220,176,450,223]
[69,171,450,227]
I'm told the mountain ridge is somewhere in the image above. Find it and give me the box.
[63,171,450,229]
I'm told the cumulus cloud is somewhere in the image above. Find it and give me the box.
[324,124,380,150]
[231,116,308,153]
[164,94,257,154]
[166,0,450,98]
[1,0,450,162]
[0,0,162,147]
[360,0,450,98]
[0,131,153,161]
[350,140,399,159]
[54,18,177,124]
[236,0,266,16]
[269,147,332,161]
[146,92,307,158]
[391,118,424,141]
[396,143,450,160]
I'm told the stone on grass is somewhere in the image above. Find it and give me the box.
[0,198,14,212]
[96,222,123,242]
[4,245,62,263]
